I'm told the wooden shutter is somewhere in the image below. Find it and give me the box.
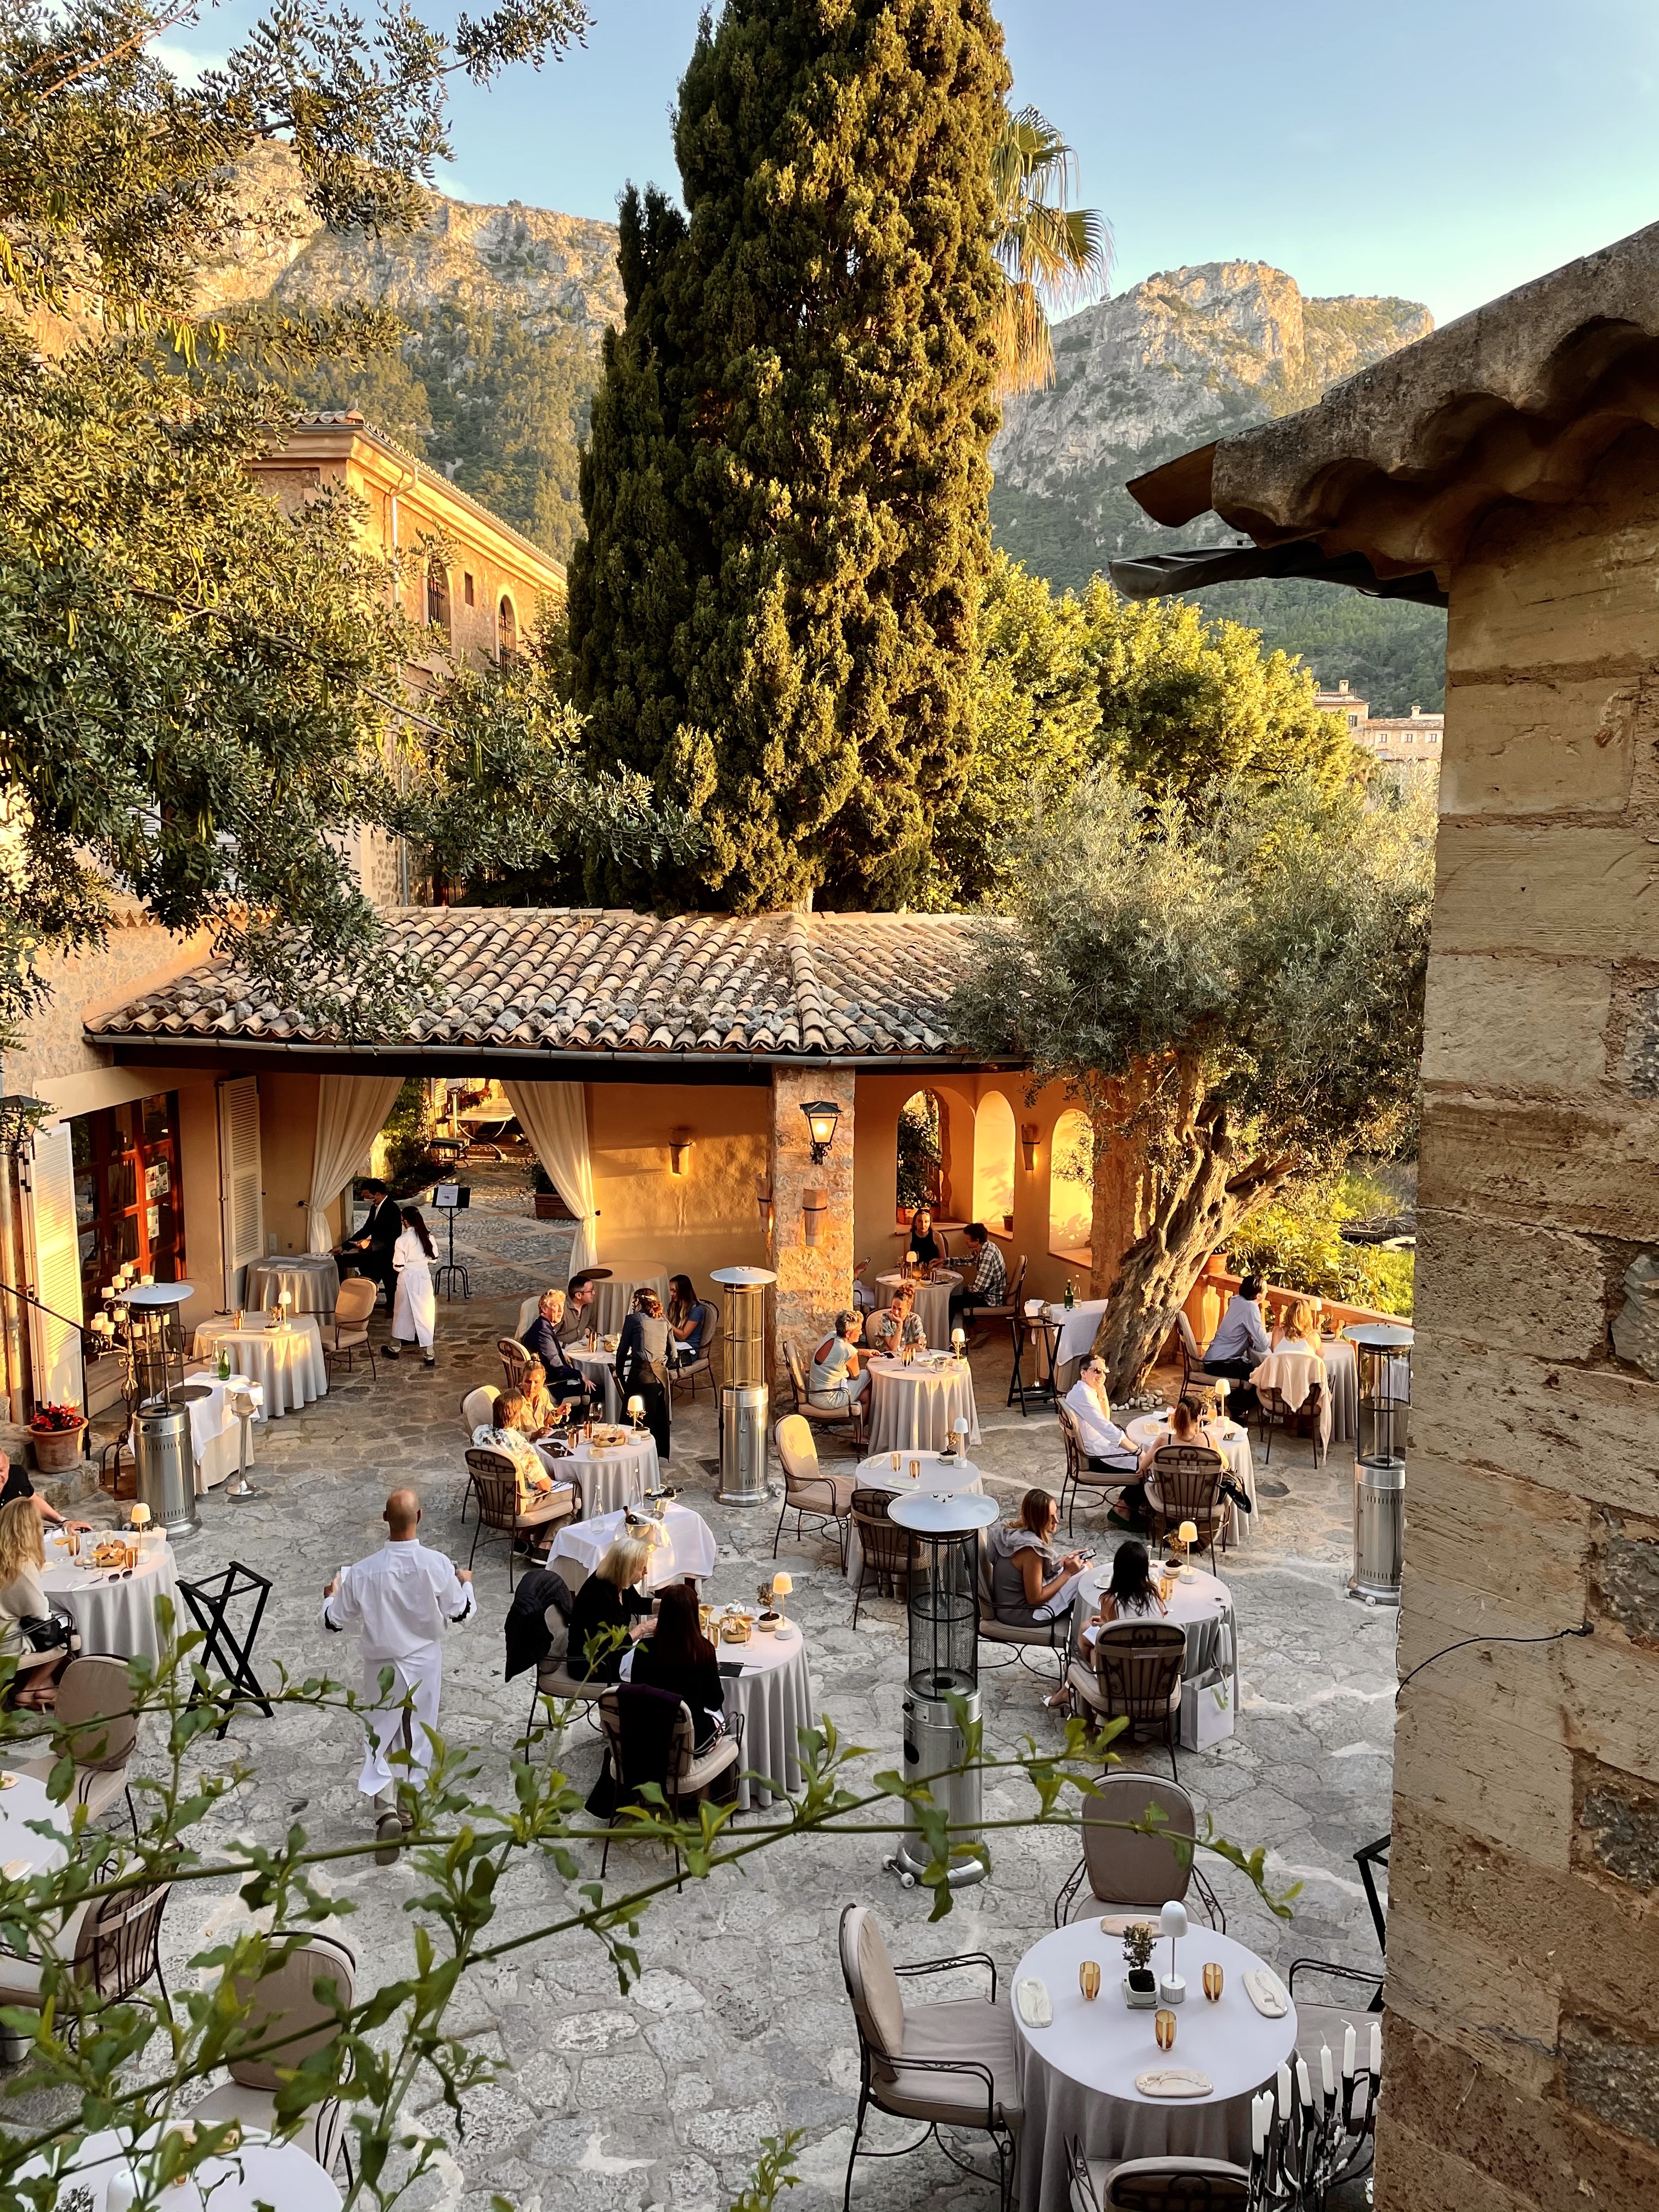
[22,1122,85,1413]
[218,1076,264,1306]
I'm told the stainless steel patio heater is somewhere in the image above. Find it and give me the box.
[712,1265,776,1505]
[885,1491,1000,1891]
[1346,1322,1413,1606]
[121,1282,204,1539]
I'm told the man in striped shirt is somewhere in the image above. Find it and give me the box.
[949,1222,1008,1338]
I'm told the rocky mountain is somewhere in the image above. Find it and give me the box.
[989,261,1445,709]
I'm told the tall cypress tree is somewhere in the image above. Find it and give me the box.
[565,0,1008,911]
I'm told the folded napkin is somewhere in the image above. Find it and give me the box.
[1136,2069,1213,2098]
[2,1858,31,1881]
[1099,1913,1158,1938]
[1015,1978,1052,2028]
[1243,1968,1289,2018]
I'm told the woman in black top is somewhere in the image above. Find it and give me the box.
[615,1288,672,1462]
[568,1534,656,1680]
[630,1584,725,1752]
[908,1207,943,1267]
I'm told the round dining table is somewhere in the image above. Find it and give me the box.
[591,1267,672,1336]
[1075,1560,1240,1703]
[874,1270,962,1349]
[1321,1334,1359,1442]
[190,1318,327,1416]
[558,1433,658,1517]
[41,1530,179,1664]
[568,1345,623,1422]
[25,2127,342,2212]
[1011,1922,1296,2210]
[864,1355,980,1457]
[709,1623,813,1811]
[845,1451,986,1583]
[1125,1415,1257,1548]
[0,1768,70,1878]
[244,1254,341,1315]
[548,1500,716,1592]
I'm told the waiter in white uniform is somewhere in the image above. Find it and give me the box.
[320,1488,473,1860]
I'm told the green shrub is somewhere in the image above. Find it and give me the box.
[1227,1172,1413,1318]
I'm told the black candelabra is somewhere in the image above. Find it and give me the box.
[1249,2045,1379,2209]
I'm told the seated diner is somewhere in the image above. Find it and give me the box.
[986,1489,1093,1709]
[866,1283,925,1356]
[809,1310,868,1408]
[628,1583,725,1752]
[569,1533,657,1681]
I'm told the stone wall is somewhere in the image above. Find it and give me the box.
[766,1068,855,1381]
[1378,426,1659,2206]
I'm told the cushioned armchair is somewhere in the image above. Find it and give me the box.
[1053,1771,1222,1930]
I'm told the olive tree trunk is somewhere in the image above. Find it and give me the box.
[1086,1057,1299,1396]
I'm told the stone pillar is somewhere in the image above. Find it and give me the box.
[1376,432,1659,2208]
[767,1069,856,1383]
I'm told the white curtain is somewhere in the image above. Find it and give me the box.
[504,1080,597,1273]
[307,1075,402,1252]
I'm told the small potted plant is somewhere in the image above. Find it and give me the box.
[1122,1921,1159,2008]
[29,1401,88,1475]
[529,1162,566,1221]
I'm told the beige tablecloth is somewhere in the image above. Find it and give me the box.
[864,1357,980,1456]
[569,1345,623,1421]
[561,1435,657,1517]
[1252,1347,1335,1458]
[720,1630,812,1810]
[1322,1335,1358,1442]
[191,1319,326,1415]
[1012,1923,1295,2211]
[245,1255,340,1314]
[592,1269,672,1336]
[846,1451,985,1584]
[1125,1415,1257,1548]
[41,1532,179,1663]
[30,2128,342,2212]
[874,1272,962,1348]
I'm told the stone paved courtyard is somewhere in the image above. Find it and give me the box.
[56,1195,1397,2212]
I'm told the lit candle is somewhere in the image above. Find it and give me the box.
[1296,2057,1313,2108]
[1342,2024,1357,2079]
[140,1272,154,1285]
[1276,2060,1293,2120]
[1370,2019,1383,2075]
[1320,2044,1335,2100]
[1251,2092,1271,2156]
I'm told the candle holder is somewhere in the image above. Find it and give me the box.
[1247,2038,1381,2209]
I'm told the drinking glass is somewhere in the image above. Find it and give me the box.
[1079,1959,1100,2002]
[67,1528,81,1563]
[890,1451,901,1472]
[908,1459,921,1483]
[1155,2008,1177,2051]
[1203,1962,1224,2003]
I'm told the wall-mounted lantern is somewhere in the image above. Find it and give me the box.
[801,1099,842,1165]
[669,1130,693,1176]
[1020,1122,1039,1173]
[802,1185,830,1247]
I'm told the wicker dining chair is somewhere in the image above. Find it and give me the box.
[669,1301,720,1402]
[325,1277,378,1381]
[773,1414,855,1566]
[1056,1403,1132,1536]
[596,1686,743,1889]
[973,1525,1070,1684]
[463,1448,578,1587]
[498,1337,532,1395]
[1053,1770,1222,1931]
[1065,1620,1188,1779]
[1144,1446,1227,1568]
[0,1879,174,2034]
[849,1488,916,1628]
[1171,1310,1227,1417]
[15,1655,140,1837]
[783,1336,867,1450]
[190,1932,358,2176]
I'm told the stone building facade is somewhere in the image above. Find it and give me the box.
[1128,219,1659,2210]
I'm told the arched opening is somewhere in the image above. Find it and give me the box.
[973,1091,1016,1232]
[1048,1107,1093,1261]
[897,1089,946,1216]
[426,558,451,639]
[498,594,518,660]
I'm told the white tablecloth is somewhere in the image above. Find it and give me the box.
[592,1268,672,1336]
[846,1452,985,1584]
[1043,1297,1110,1368]
[191,1319,326,1416]
[548,1501,716,1593]
[42,1531,179,1662]
[27,2128,342,2212]
[719,1629,812,1810]
[139,1375,258,1492]
[1125,1417,1257,1548]
[1322,1336,1358,1442]
[865,1357,980,1455]
[874,1272,962,1348]
[0,1769,70,1877]
[1012,1923,1296,2211]
[245,1255,340,1314]
[1078,1561,1239,1703]
[569,1346,623,1421]
[561,1435,658,1517]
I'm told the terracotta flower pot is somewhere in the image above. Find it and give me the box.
[533,1193,562,1220]
[31,1422,87,1474]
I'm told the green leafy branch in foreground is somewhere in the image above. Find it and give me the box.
[0,1609,1294,2212]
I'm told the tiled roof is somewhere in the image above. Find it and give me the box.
[87,908,994,1060]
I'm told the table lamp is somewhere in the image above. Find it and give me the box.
[278,1289,293,1327]
[626,1393,646,1432]
[1159,1899,1188,2005]
[128,1503,151,1539]
[770,1570,792,1632]
[945,1413,970,1459]
[951,1325,966,1359]
[1176,1520,1199,1574]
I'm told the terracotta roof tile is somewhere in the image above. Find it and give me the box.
[87,908,995,1062]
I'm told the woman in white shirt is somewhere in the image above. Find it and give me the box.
[1066,1356,1147,1531]
[809,1311,869,1408]
[386,1206,437,1367]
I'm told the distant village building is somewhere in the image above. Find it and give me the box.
[1314,679,1444,765]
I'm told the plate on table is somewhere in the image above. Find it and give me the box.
[1099,1913,1158,1937]
[1136,2069,1212,2098]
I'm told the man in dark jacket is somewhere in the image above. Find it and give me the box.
[336,1179,402,1308]
[522,1289,600,1417]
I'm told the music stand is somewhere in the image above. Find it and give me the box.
[432,1182,471,1301]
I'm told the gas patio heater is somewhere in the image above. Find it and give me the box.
[710,1265,776,1506]
[1345,1322,1414,1606]
[119,1280,203,1541]
[884,1490,1000,1891]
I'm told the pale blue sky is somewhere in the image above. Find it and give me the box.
[167,0,1659,325]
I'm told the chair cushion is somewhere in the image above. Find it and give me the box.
[516,1489,574,1527]
[679,1734,740,1796]
[789,1471,855,1513]
[880,1995,1023,2129]
[330,1328,369,1351]
[855,1912,906,2064]
[0,1900,92,2005]
[534,1663,603,1701]
[1101,2157,1251,2206]
[981,1617,1063,1649]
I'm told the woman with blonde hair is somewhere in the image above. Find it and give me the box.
[471,1391,556,1509]
[0,1496,67,1707]
[1272,1298,1323,1353]
[568,1532,656,1681]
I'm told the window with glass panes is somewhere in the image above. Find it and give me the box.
[72,1092,185,1310]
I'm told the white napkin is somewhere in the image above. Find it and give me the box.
[1015,1977,1052,2028]
[1136,2069,1213,2098]
[1243,1968,1289,2018]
